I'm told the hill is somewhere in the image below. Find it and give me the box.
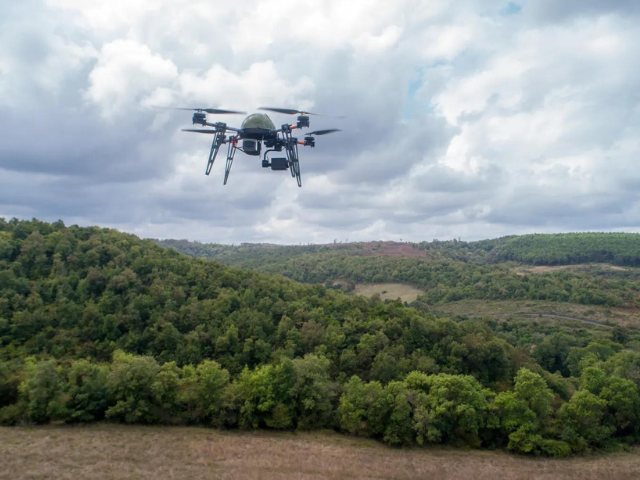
[2,218,640,456]
[156,235,640,309]
[485,233,640,266]
[157,232,640,267]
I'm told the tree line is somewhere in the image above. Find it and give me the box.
[3,348,640,456]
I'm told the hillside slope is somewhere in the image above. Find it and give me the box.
[157,232,640,267]
[2,219,640,456]
[156,235,640,308]
[485,233,640,266]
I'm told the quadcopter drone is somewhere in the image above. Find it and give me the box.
[169,106,342,187]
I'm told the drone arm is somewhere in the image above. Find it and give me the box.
[204,121,240,133]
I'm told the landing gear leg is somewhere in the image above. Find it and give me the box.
[224,137,237,185]
[282,129,302,187]
[206,132,226,175]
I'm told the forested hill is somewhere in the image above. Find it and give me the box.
[3,218,640,456]
[156,234,640,308]
[157,232,640,267]
[483,233,640,266]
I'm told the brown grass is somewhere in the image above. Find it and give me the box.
[354,283,424,302]
[2,425,640,480]
[515,263,631,274]
[433,300,640,329]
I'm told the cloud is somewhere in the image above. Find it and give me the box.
[0,0,639,244]
[87,39,178,117]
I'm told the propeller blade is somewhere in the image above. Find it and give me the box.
[259,107,319,116]
[200,108,246,115]
[307,129,342,136]
[154,106,246,115]
[181,129,218,134]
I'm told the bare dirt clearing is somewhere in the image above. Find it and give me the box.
[2,425,640,480]
[354,283,424,302]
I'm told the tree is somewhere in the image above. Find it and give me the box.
[513,368,554,419]
[20,358,67,423]
[66,359,109,422]
[105,351,161,424]
[559,391,613,451]
[339,376,387,437]
[180,360,230,425]
[600,377,640,436]
[405,372,492,447]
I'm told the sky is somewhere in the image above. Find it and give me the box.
[1,0,639,244]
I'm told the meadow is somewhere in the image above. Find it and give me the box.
[3,425,640,480]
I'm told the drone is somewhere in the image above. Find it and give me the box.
[168,106,342,187]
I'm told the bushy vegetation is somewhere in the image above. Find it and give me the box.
[2,218,640,456]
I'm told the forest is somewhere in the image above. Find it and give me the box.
[158,236,640,308]
[2,218,640,457]
[158,232,640,267]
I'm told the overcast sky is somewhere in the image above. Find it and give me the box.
[1,0,639,243]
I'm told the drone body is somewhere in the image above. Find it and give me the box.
[177,107,341,187]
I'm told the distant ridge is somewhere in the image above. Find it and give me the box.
[156,232,640,267]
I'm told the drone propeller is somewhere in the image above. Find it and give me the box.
[181,129,219,134]
[307,129,342,136]
[258,107,344,118]
[155,106,246,115]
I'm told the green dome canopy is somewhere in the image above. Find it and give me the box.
[241,113,276,130]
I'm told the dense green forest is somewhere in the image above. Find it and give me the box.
[485,233,640,266]
[158,232,640,268]
[157,237,640,308]
[2,219,640,457]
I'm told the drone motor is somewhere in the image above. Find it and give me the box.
[297,115,310,128]
[192,112,207,125]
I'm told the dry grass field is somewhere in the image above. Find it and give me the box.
[514,263,632,274]
[354,283,424,302]
[2,425,640,480]
[433,299,640,329]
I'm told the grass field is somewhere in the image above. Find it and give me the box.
[513,263,635,275]
[2,425,640,480]
[432,300,640,329]
[354,283,424,302]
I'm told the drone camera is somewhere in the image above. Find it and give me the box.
[297,115,310,128]
[242,139,261,156]
[264,139,283,151]
[270,158,289,171]
[192,112,207,125]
